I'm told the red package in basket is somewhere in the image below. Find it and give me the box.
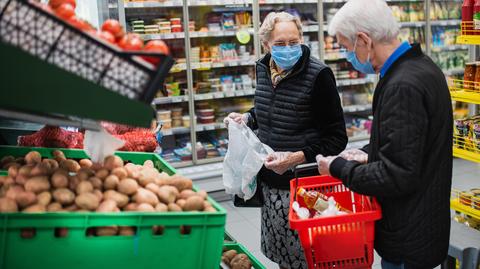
[101,122,150,135]
[18,125,84,148]
[114,131,158,152]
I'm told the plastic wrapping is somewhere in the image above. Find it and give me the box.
[84,127,125,163]
[264,152,293,175]
[223,119,273,200]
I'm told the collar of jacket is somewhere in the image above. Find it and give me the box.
[257,44,311,79]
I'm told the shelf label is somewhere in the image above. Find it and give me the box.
[214,92,224,98]
[225,91,235,97]
[205,125,215,131]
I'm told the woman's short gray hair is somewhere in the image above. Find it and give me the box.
[328,0,400,43]
[259,12,303,44]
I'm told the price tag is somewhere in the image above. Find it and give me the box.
[165,33,174,39]
[198,32,208,37]
[205,125,215,131]
[225,92,235,97]
[214,92,224,98]
[212,62,224,68]
[171,96,183,103]
[191,63,200,69]
[200,62,211,69]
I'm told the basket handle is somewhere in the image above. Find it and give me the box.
[292,163,318,201]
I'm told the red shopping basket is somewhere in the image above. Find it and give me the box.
[289,175,382,269]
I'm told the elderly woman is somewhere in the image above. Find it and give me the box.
[225,12,347,269]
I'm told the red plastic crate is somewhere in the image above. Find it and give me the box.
[289,176,382,269]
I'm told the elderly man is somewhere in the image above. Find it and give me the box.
[317,0,453,268]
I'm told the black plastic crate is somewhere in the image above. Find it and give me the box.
[0,0,173,103]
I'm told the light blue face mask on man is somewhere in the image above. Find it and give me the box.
[271,44,303,70]
[346,38,376,74]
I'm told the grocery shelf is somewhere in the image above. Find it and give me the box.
[153,88,255,105]
[124,0,252,8]
[196,156,225,165]
[0,120,44,132]
[448,79,480,105]
[337,77,376,87]
[398,20,461,28]
[444,68,465,77]
[456,21,480,45]
[170,58,256,73]
[260,0,317,4]
[162,122,226,136]
[451,189,480,220]
[343,104,371,113]
[348,135,370,143]
[171,160,195,168]
[142,29,254,40]
[303,25,320,33]
[431,45,469,53]
[453,135,480,163]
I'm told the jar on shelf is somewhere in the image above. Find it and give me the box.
[464,62,476,90]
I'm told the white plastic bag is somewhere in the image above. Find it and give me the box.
[84,126,125,163]
[223,119,273,200]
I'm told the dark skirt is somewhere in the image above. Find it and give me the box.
[260,182,307,269]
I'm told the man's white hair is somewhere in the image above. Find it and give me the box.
[259,12,303,44]
[328,0,400,43]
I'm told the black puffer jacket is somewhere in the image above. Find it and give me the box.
[330,44,452,268]
[248,45,347,189]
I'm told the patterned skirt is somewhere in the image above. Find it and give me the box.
[260,182,307,269]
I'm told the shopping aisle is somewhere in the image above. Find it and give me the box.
[221,158,479,269]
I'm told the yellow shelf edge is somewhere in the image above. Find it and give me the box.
[457,35,480,45]
[451,200,480,220]
[450,91,480,105]
[453,147,480,163]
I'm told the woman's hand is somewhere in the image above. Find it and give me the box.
[223,112,249,127]
[339,149,368,164]
[264,151,306,175]
[316,155,338,176]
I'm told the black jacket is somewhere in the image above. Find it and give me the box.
[249,45,347,189]
[330,44,452,268]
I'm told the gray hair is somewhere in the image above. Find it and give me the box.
[328,0,400,43]
[259,12,303,45]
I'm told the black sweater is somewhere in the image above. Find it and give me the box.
[330,44,452,268]
[248,46,347,190]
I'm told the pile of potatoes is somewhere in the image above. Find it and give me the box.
[222,248,252,269]
[0,150,216,214]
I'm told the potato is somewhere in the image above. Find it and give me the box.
[145,183,160,194]
[68,175,80,190]
[197,190,208,200]
[111,167,128,179]
[6,185,25,200]
[96,226,118,236]
[51,171,69,188]
[143,160,154,168]
[138,168,157,187]
[104,175,119,190]
[124,163,140,178]
[52,150,66,162]
[223,250,238,263]
[15,191,37,208]
[47,202,62,212]
[96,199,117,212]
[90,163,103,171]
[104,155,123,171]
[155,203,168,212]
[7,164,20,179]
[104,190,129,208]
[1,156,15,168]
[179,189,196,200]
[52,188,75,205]
[123,203,138,211]
[167,175,193,192]
[79,159,93,169]
[136,203,155,212]
[76,181,93,195]
[157,187,177,205]
[64,204,78,211]
[167,203,182,212]
[16,165,34,185]
[43,159,59,170]
[2,177,15,187]
[23,204,46,213]
[133,188,159,206]
[30,162,51,177]
[230,253,252,269]
[25,151,42,165]
[203,200,212,208]
[91,189,103,201]
[204,206,216,212]
[77,168,94,181]
[60,159,81,173]
[117,178,139,195]
[75,192,100,210]
[0,197,18,212]
[24,176,50,194]
[183,196,205,211]
[176,199,186,209]
[119,226,136,236]
[95,168,109,180]
[88,177,102,190]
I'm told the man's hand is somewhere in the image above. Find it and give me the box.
[265,151,305,175]
[223,112,249,127]
[316,155,338,176]
[339,148,368,164]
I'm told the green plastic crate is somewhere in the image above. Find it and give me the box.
[223,243,266,269]
[0,146,227,269]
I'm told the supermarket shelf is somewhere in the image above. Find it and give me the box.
[399,20,461,28]
[431,45,469,53]
[451,200,480,220]
[303,25,320,33]
[457,35,480,45]
[348,134,370,143]
[343,104,371,113]
[449,79,480,104]
[450,91,480,105]
[444,68,465,76]
[453,147,480,164]
[0,120,44,132]
[337,77,376,87]
[162,122,226,136]
[170,160,195,168]
[153,88,255,105]
[142,29,254,40]
[124,0,252,8]
[260,0,317,3]
[170,58,256,73]
[196,156,225,165]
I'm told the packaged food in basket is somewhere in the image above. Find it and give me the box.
[0,149,215,216]
[18,126,84,149]
[296,187,349,214]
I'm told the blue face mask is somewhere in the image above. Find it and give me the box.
[346,39,376,74]
[271,44,303,70]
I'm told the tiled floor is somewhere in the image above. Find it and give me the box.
[220,158,480,269]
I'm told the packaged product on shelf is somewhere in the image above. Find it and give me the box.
[157,110,171,122]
